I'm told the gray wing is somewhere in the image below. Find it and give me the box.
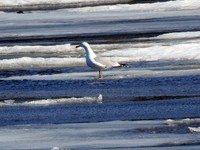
[94,56,120,68]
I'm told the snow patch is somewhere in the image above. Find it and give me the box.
[68,0,200,12]
[0,94,103,107]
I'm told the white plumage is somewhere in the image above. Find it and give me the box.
[76,42,123,79]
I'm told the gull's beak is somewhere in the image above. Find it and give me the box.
[76,45,80,48]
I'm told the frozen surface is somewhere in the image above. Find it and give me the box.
[0,0,113,6]
[0,0,199,12]
[1,31,200,71]
[0,7,200,41]
[68,0,200,12]
[0,119,200,150]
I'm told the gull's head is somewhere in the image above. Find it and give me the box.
[76,42,90,49]
[76,42,96,57]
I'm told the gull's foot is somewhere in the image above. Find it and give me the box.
[95,76,104,80]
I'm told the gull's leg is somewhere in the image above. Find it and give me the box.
[98,70,103,79]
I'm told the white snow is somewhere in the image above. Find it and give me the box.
[166,118,200,126]
[0,44,72,55]
[101,43,200,62]
[0,0,200,13]
[151,31,200,40]
[0,94,103,106]
[1,31,200,71]
[0,0,102,6]
[0,57,85,70]
[67,0,200,12]
[188,127,200,132]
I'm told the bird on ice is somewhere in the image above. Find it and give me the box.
[76,42,127,79]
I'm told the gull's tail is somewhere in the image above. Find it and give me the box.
[113,63,128,68]
[119,63,128,67]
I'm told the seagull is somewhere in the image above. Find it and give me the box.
[76,42,127,79]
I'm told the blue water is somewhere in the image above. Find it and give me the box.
[0,98,200,126]
[0,74,200,126]
[1,74,200,99]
